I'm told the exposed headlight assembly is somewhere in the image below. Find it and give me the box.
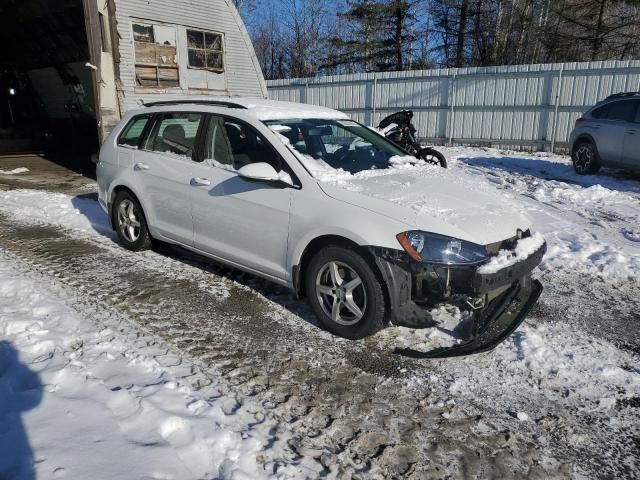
[396,231,489,265]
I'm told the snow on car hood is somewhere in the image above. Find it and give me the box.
[316,159,533,246]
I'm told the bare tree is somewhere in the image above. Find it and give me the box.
[239,0,640,77]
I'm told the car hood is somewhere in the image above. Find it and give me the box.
[317,165,532,246]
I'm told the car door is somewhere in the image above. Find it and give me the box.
[188,114,293,281]
[133,112,205,246]
[590,100,636,167]
[621,100,640,169]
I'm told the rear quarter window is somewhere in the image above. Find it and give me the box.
[117,115,151,147]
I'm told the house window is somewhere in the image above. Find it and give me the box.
[133,23,179,88]
[187,29,224,73]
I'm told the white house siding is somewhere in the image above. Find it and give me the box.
[114,0,266,112]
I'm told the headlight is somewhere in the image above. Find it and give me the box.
[396,231,489,265]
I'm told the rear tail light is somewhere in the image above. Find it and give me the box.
[575,117,584,128]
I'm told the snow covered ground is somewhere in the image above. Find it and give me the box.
[0,147,639,478]
[449,147,640,279]
[0,255,277,479]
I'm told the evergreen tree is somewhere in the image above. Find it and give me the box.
[324,0,419,72]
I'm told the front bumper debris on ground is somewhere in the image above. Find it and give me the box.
[372,241,546,358]
[395,278,543,358]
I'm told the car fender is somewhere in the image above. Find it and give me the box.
[570,133,597,154]
[107,175,156,233]
[286,188,410,277]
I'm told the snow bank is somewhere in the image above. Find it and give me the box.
[0,189,112,238]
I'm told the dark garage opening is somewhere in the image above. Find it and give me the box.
[0,0,98,163]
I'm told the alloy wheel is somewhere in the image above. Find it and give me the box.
[574,144,593,173]
[315,261,367,326]
[117,199,142,243]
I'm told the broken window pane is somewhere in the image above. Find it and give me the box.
[188,49,206,68]
[205,33,222,51]
[133,24,154,43]
[206,52,223,71]
[187,29,204,49]
[154,25,177,46]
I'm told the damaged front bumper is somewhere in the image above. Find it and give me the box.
[370,241,546,358]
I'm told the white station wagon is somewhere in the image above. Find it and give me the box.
[97,98,546,358]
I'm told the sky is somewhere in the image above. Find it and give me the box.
[239,0,345,32]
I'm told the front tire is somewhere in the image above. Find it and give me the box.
[417,147,447,168]
[572,141,600,175]
[113,190,152,251]
[305,246,386,339]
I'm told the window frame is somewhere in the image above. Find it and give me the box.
[132,22,180,89]
[186,28,225,73]
[140,112,208,161]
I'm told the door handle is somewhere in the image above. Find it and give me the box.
[134,162,149,171]
[190,177,211,187]
[627,129,637,135]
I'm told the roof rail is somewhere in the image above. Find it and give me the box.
[605,92,640,100]
[142,100,248,109]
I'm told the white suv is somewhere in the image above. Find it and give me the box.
[97,98,546,358]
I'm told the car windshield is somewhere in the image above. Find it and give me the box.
[264,119,408,174]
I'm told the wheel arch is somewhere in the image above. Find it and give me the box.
[571,133,597,156]
[109,185,147,231]
[292,234,391,317]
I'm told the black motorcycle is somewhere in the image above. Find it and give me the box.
[379,110,447,168]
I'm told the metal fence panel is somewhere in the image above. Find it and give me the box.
[267,61,640,151]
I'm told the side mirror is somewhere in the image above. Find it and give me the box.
[237,162,295,187]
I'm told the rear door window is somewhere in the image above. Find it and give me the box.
[602,100,637,122]
[202,115,281,171]
[143,112,204,158]
[117,115,151,147]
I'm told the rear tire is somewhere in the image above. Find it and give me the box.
[417,147,447,168]
[572,141,600,175]
[305,246,386,339]
[113,190,152,251]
